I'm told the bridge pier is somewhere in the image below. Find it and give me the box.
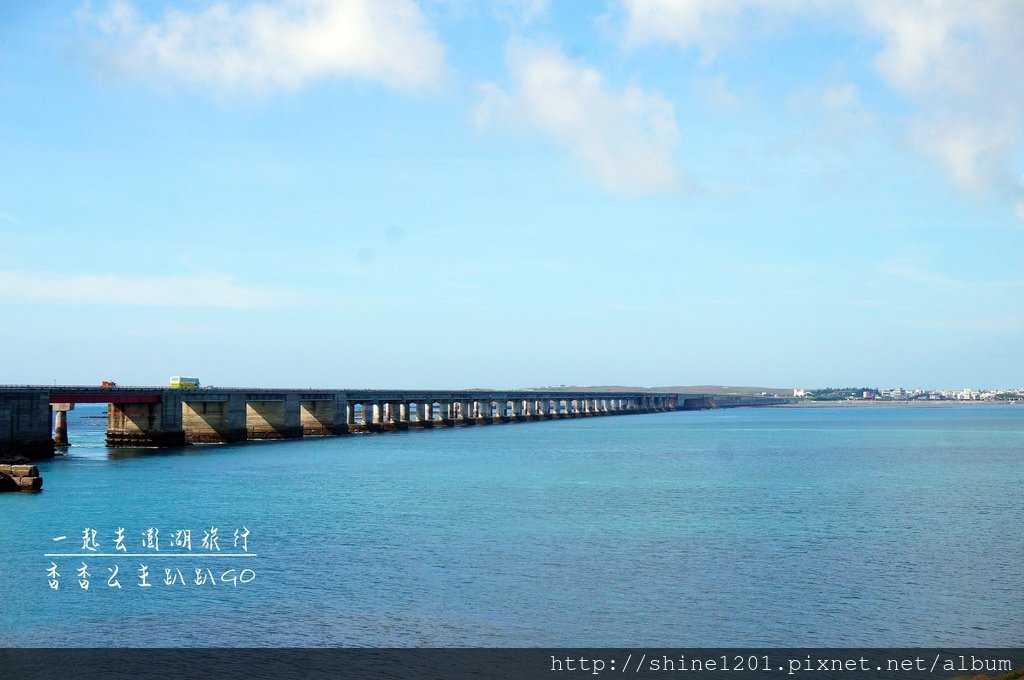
[377,402,402,431]
[107,396,187,447]
[183,394,246,444]
[436,400,452,427]
[470,399,483,425]
[380,403,396,431]
[360,403,376,430]
[413,401,433,428]
[457,400,472,426]
[0,392,54,460]
[359,402,377,432]
[246,394,301,440]
[53,403,72,446]
[300,398,341,436]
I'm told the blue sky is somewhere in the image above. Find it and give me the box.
[1,0,1022,390]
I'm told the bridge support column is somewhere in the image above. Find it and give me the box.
[334,395,350,434]
[379,402,404,431]
[183,394,246,444]
[362,403,380,431]
[379,402,395,431]
[301,399,337,436]
[108,394,186,447]
[247,394,301,440]
[438,400,453,426]
[52,403,72,446]
[0,392,55,460]
[460,400,474,426]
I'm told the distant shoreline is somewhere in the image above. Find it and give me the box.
[780,399,1022,407]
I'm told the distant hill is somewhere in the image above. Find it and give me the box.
[656,385,795,396]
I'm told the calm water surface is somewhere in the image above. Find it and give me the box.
[2,404,1022,646]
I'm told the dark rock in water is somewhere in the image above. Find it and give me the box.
[0,464,42,492]
[15,475,42,491]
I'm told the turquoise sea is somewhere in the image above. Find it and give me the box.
[1,404,1022,647]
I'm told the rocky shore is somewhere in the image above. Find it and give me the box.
[0,462,43,492]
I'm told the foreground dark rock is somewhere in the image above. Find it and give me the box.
[0,463,43,492]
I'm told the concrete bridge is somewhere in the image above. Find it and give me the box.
[0,386,794,460]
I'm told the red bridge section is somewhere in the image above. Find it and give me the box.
[49,390,163,404]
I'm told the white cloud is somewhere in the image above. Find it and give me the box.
[494,0,550,26]
[697,74,743,111]
[621,0,1024,210]
[859,1,1024,195]
[822,83,858,110]
[622,0,807,60]
[0,271,287,308]
[77,0,446,93]
[475,40,683,195]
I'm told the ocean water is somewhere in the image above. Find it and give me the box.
[1,404,1022,647]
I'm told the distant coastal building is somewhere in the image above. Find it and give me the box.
[793,389,807,397]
